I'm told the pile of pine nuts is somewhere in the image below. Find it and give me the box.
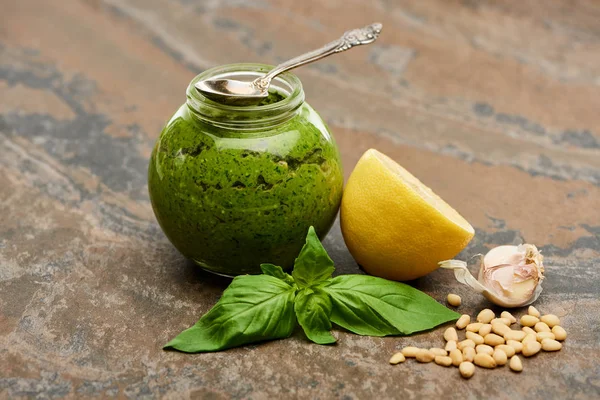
[389,303,566,379]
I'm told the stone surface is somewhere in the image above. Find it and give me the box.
[1,0,599,398]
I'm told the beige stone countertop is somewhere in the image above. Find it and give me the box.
[1,0,599,398]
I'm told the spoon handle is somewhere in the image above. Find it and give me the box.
[253,22,383,92]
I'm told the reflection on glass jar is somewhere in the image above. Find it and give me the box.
[148,64,344,276]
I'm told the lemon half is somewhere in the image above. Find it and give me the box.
[340,149,474,281]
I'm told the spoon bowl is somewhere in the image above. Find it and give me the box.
[195,79,268,106]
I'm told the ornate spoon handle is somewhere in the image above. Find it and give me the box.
[252,23,383,92]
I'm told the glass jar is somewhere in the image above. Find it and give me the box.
[148,63,344,276]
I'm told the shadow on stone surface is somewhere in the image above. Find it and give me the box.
[179,258,233,289]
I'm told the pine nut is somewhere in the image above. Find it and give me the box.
[552,325,567,341]
[541,338,562,352]
[522,333,537,343]
[522,340,542,357]
[389,352,406,364]
[435,355,453,367]
[491,318,511,326]
[536,332,555,342]
[509,355,523,372]
[492,322,511,336]
[456,314,470,329]
[474,353,496,368]
[522,326,536,335]
[445,340,457,352]
[458,339,476,350]
[479,324,493,336]
[477,309,495,323]
[495,344,516,358]
[450,348,463,366]
[528,305,541,317]
[444,327,458,342]
[504,330,526,341]
[416,349,435,363]
[463,347,476,362]
[466,323,483,332]
[501,311,517,324]
[475,344,494,356]
[447,293,461,307]
[466,331,485,345]
[484,333,505,346]
[540,314,560,328]
[430,348,447,357]
[534,322,551,333]
[459,361,475,379]
[506,340,523,354]
[493,349,508,366]
[520,315,539,327]
[401,346,420,358]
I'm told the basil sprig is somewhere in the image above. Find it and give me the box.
[165,227,459,353]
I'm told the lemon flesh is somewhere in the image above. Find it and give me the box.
[340,149,474,281]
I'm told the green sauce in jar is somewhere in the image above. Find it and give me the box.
[148,64,343,275]
[256,90,286,106]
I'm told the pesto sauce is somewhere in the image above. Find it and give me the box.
[256,90,286,106]
[148,98,343,275]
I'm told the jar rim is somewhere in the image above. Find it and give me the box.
[186,63,305,128]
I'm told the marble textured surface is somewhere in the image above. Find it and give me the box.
[1,0,599,398]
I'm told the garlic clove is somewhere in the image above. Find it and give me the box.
[480,244,544,307]
[439,244,544,308]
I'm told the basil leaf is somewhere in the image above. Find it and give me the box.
[260,263,295,286]
[294,288,336,345]
[323,275,459,336]
[292,226,334,288]
[164,275,296,352]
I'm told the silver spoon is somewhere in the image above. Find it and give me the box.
[195,22,383,106]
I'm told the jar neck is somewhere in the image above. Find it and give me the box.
[185,63,305,131]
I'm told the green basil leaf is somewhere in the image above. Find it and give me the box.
[292,226,334,288]
[294,288,336,345]
[323,275,460,336]
[164,275,296,352]
[260,263,295,286]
